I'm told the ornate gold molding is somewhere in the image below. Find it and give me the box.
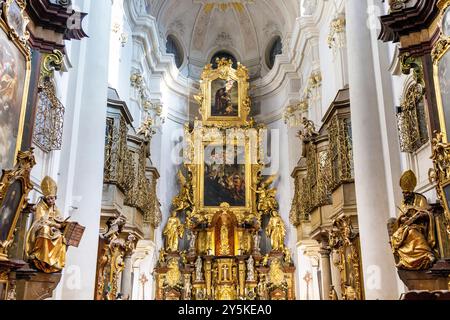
[40,50,64,83]
[2,0,30,48]
[429,132,450,233]
[95,214,136,300]
[328,216,363,300]
[0,150,36,261]
[196,58,251,127]
[396,82,428,153]
[327,16,346,49]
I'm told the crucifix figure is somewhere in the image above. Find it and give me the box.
[222,264,230,281]
[303,271,312,300]
[139,273,148,300]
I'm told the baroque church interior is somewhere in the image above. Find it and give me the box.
[2,0,450,301]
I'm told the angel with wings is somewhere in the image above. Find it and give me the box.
[172,169,194,213]
[252,174,279,215]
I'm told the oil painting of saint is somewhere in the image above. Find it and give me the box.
[211,79,239,117]
[0,30,27,170]
[438,52,450,141]
[0,179,23,242]
[204,146,246,207]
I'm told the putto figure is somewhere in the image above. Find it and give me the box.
[26,176,68,273]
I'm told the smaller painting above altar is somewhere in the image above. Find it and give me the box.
[195,58,251,126]
[211,79,239,117]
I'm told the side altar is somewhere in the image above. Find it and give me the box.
[154,59,295,300]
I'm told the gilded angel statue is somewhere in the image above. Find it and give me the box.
[172,169,194,213]
[252,175,278,215]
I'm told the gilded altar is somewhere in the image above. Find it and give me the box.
[154,59,295,300]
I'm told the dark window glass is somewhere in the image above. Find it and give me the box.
[267,36,282,69]
[166,35,183,69]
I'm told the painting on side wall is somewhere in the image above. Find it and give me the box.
[0,1,30,171]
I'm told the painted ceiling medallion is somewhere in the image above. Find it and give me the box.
[194,0,255,13]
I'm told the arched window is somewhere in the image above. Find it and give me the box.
[266,36,282,70]
[166,35,183,69]
[210,51,238,69]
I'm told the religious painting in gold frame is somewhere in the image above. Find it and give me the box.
[430,1,450,231]
[0,150,35,261]
[195,58,251,127]
[432,0,450,142]
[0,0,31,171]
[198,139,252,214]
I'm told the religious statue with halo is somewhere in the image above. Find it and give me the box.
[163,211,184,252]
[26,176,68,273]
[266,210,286,251]
[390,170,436,270]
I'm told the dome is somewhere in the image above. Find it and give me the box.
[152,0,299,79]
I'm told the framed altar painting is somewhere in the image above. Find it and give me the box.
[0,0,31,171]
[196,58,251,126]
[198,141,252,212]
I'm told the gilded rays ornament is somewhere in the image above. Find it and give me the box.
[194,0,255,13]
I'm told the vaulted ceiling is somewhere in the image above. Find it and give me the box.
[149,0,299,78]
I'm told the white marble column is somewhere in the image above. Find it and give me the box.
[56,0,112,300]
[319,245,332,300]
[121,254,133,299]
[345,0,399,299]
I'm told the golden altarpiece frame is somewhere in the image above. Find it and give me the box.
[430,0,450,246]
[154,59,296,300]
